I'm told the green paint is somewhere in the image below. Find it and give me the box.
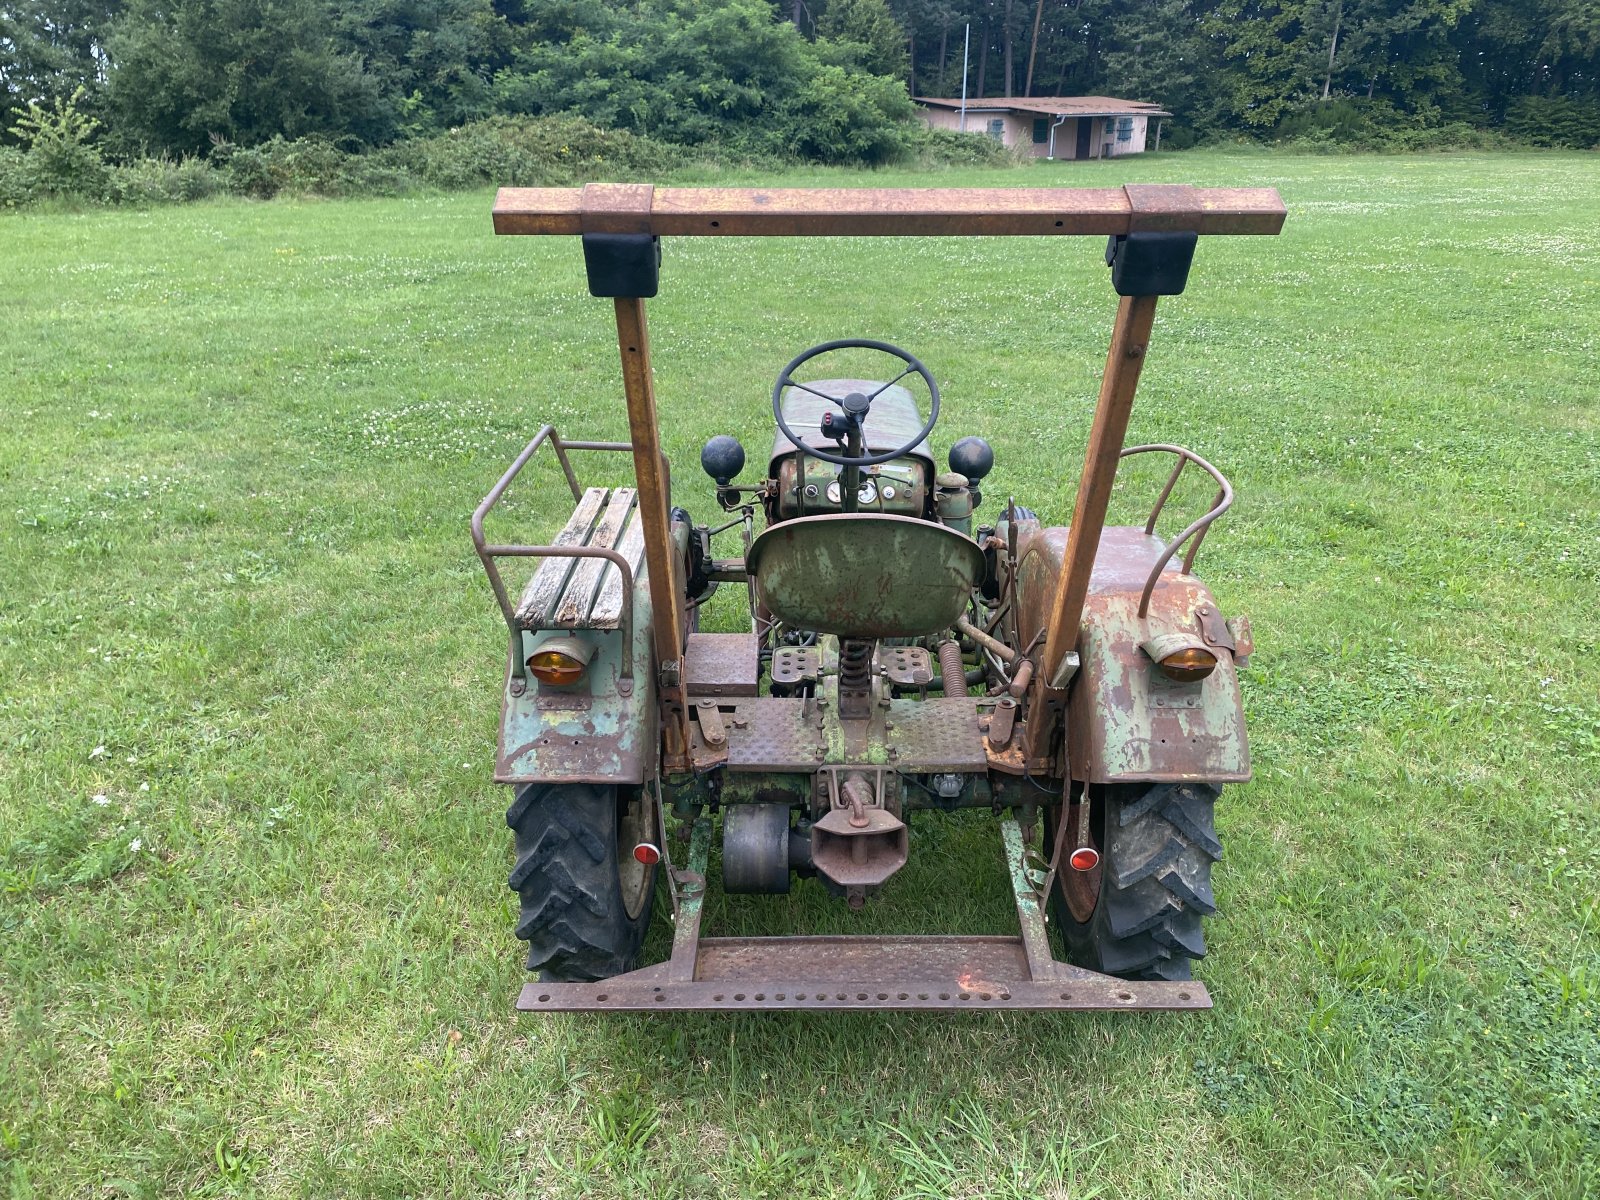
[1075,586,1250,783]
[746,513,985,639]
[496,586,656,782]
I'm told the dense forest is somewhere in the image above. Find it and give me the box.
[2,0,1597,194]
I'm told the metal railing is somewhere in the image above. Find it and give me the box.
[1119,443,1234,618]
[469,425,638,678]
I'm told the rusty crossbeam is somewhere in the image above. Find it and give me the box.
[493,183,1286,238]
[515,935,1210,1012]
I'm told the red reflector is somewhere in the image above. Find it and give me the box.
[633,842,661,865]
[1069,847,1100,872]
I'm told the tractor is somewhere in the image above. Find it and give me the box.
[471,183,1284,1011]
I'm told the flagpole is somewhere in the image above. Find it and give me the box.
[960,23,970,132]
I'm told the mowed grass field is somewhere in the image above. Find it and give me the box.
[3,150,1598,1199]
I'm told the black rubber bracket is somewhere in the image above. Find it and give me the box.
[1105,231,1197,297]
[582,232,661,298]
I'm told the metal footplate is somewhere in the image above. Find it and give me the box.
[516,935,1209,1011]
[514,815,1212,1013]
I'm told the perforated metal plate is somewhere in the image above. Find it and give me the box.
[878,645,934,686]
[724,698,827,771]
[770,646,821,686]
[684,632,759,697]
[886,698,988,772]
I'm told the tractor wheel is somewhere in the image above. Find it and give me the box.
[1048,782,1222,982]
[505,782,657,981]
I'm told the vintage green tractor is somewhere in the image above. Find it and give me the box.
[471,184,1284,1011]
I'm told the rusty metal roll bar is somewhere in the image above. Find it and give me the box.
[1120,443,1234,618]
[493,182,1287,237]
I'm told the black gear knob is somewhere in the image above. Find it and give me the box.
[948,436,994,482]
[700,435,746,486]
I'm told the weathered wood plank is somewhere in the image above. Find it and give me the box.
[514,487,607,627]
[554,487,636,627]
[590,498,647,630]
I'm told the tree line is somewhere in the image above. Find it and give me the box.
[894,0,1598,146]
[3,0,1597,164]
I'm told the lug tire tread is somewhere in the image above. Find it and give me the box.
[1057,782,1222,982]
[506,782,653,982]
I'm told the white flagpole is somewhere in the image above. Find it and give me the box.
[960,24,970,132]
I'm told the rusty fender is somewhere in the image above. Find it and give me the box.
[1016,525,1249,785]
[495,590,658,786]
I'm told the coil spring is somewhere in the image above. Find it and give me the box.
[839,638,873,694]
[938,639,966,695]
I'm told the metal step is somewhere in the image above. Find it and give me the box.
[516,934,1210,1011]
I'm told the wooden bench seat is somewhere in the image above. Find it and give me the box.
[515,486,646,630]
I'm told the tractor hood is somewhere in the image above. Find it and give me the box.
[769,380,934,472]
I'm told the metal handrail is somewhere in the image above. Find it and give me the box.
[1119,444,1234,618]
[469,423,636,645]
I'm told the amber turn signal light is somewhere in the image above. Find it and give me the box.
[1157,647,1217,683]
[525,636,595,687]
[527,649,586,686]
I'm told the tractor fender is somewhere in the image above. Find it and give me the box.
[1015,524,1250,785]
[494,588,658,786]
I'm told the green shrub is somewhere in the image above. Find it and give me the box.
[1276,98,1373,146]
[173,156,222,201]
[378,116,684,189]
[335,156,414,198]
[374,120,538,190]
[1381,121,1515,152]
[252,136,348,195]
[1157,122,1202,151]
[107,156,221,205]
[272,136,351,193]
[1504,96,1600,149]
[219,143,279,199]
[8,88,108,200]
[491,0,915,167]
[217,135,354,199]
[1274,98,1522,153]
[905,124,1014,168]
[767,64,916,165]
[0,146,30,207]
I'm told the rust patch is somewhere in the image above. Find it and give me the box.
[1015,522,1249,784]
[493,184,1286,238]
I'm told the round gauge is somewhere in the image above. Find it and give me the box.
[825,478,879,505]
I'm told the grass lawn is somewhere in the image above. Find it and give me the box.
[2,149,1598,1199]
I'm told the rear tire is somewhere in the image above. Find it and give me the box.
[1049,782,1222,982]
[506,782,657,982]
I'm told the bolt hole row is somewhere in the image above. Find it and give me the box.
[692,990,1015,1003]
[529,988,1148,1005]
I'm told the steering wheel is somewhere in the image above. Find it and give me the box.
[772,338,940,468]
